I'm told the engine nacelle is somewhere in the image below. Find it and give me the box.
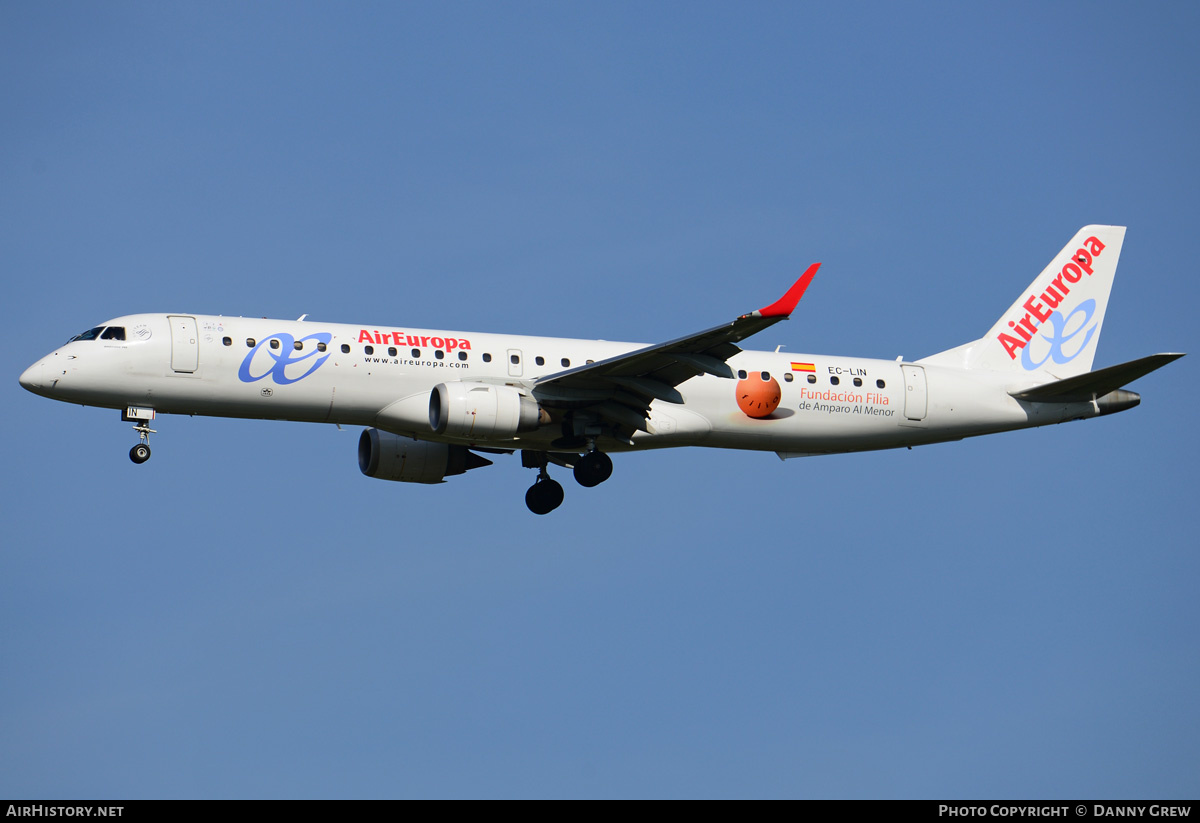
[429,381,546,439]
[358,428,491,484]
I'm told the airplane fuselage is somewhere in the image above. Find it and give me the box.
[20,312,1111,457]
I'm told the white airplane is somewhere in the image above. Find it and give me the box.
[19,225,1183,514]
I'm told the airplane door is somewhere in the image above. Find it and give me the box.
[169,315,199,373]
[507,348,523,378]
[901,364,927,421]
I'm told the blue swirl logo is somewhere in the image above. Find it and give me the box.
[1021,299,1097,371]
[238,332,332,385]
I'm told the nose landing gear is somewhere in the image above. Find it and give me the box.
[122,407,157,464]
[128,422,155,464]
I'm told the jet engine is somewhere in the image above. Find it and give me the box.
[358,428,491,484]
[429,382,547,439]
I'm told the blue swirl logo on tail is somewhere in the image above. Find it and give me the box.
[238,332,332,384]
[1021,299,1097,371]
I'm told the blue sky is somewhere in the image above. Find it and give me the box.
[3,1,1197,798]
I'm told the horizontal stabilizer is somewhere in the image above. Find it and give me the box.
[1011,353,1184,403]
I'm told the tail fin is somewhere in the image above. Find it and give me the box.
[923,225,1126,378]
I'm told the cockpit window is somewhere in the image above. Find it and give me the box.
[69,327,105,342]
[100,327,126,340]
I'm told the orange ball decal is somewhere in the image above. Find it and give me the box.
[736,373,781,418]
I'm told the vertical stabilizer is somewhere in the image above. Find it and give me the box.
[930,226,1126,378]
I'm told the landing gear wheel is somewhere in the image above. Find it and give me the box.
[573,451,613,487]
[130,443,151,464]
[525,477,564,515]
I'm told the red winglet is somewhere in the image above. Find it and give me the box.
[757,262,820,318]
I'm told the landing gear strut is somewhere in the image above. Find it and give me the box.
[573,446,613,488]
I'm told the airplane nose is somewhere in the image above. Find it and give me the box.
[19,360,42,392]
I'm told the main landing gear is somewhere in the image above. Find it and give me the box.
[573,450,613,488]
[522,444,614,514]
[525,469,565,516]
[522,451,564,515]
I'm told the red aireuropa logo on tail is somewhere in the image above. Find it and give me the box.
[996,235,1106,360]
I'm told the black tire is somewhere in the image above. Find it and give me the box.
[573,451,613,487]
[130,444,151,464]
[525,478,564,515]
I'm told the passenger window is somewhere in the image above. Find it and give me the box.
[388,347,397,356]
[561,358,570,367]
[876,379,885,388]
[317,342,327,352]
[101,327,126,340]
[784,373,793,382]
[364,345,374,355]
[510,354,520,364]
[586,359,594,364]
[737,370,747,379]
[760,371,770,381]
[535,356,545,366]
[340,344,350,354]
[436,350,444,360]
[831,376,839,386]
[458,351,467,361]
[807,374,816,384]
[483,353,492,362]
[412,349,421,358]
[270,339,280,350]
[294,341,303,351]
[246,338,256,348]
[222,337,232,346]
[853,377,862,387]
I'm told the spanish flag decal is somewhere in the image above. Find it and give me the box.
[791,362,816,372]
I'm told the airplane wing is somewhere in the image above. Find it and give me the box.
[532,264,820,442]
